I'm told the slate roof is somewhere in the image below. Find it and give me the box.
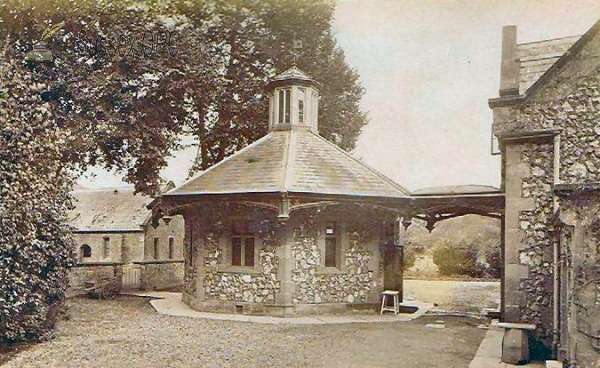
[168,128,410,199]
[70,187,154,231]
[516,35,580,93]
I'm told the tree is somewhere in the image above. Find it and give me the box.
[1,0,367,343]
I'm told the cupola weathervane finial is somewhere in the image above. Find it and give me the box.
[292,32,302,65]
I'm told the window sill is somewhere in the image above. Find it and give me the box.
[217,265,260,274]
[316,266,344,274]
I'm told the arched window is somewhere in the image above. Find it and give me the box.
[80,244,92,261]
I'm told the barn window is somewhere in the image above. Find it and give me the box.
[80,244,91,261]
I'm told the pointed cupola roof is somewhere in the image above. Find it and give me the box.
[166,67,410,200]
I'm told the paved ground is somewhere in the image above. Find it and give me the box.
[4,296,486,368]
[468,324,546,368]
[146,292,431,324]
[404,279,500,312]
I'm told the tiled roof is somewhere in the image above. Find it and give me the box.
[168,129,410,199]
[517,35,580,93]
[70,187,154,231]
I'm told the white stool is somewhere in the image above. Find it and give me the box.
[380,290,400,315]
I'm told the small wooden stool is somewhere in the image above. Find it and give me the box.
[380,290,400,315]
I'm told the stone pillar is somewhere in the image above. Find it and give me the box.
[275,222,294,306]
[503,143,535,322]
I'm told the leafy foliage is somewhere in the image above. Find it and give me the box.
[402,246,417,272]
[432,241,482,277]
[1,54,77,343]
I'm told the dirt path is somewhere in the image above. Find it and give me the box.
[4,296,485,368]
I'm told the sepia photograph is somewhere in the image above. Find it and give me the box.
[1,0,600,367]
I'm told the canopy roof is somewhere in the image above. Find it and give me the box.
[167,128,411,200]
[412,185,500,196]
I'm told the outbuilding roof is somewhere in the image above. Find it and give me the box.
[70,183,174,231]
[167,128,410,199]
[70,187,152,232]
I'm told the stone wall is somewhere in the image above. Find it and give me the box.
[143,214,185,261]
[69,263,122,291]
[181,201,393,313]
[72,232,143,263]
[290,205,388,305]
[517,143,555,342]
[291,232,373,304]
[203,230,280,303]
[135,260,184,290]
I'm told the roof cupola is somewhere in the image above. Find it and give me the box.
[266,66,320,133]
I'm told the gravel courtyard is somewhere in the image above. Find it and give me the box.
[4,296,486,368]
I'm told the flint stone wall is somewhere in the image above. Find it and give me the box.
[517,143,555,341]
[558,194,600,368]
[291,234,373,304]
[203,236,280,303]
[290,205,388,305]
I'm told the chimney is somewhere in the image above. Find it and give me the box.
[499,26,520,96]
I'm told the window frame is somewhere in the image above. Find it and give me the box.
[102,236,110,258]
[277,88,292,124]
[230,221,256,268]
[80,244,92,262]
[225,220,258,270]
[153,237,159,260]
[168,237,174,259]
[318,220,345,272]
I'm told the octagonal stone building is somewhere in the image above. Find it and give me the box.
[151,67,411,316]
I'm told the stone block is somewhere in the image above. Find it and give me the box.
[504,305,522,322]
[502,327,531,364]
[505,263,529,280]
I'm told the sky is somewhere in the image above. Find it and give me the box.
[79,0,600,191]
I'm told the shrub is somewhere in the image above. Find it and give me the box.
[402,246,417,271]
[483,247,502,279]
[432,241,483,277]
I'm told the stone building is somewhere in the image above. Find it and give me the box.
[150,67,411,316]
[70,185,185,291]
[489,19,600,366]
